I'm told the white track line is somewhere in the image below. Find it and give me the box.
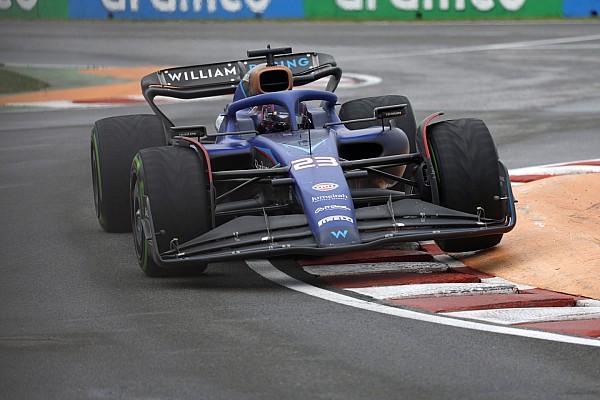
[349,282,518,299]
[480,277,536,291]
[442,307,600,325]
[302,261,449,276]
[578,300,600,307]
[246,260,600,347]
[509,164,600,177]
[340,34,600,61]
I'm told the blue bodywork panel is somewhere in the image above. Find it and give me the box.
[136,58,517,267]
[207,89,364,247]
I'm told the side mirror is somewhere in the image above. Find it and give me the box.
[373,104,407,119]
[169,125,207,139]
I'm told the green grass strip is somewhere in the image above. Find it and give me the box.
[0,68,49,94]
[0,66,132,96]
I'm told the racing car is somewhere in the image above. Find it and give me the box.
[91,46,516,277]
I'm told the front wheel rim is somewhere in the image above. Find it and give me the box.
[132,178,144,262]
[91,146,100,218]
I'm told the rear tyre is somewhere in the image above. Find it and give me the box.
[339,95,418,153]
[340,95,418,190]
[91,115,167,232]
[130,146,212,277]
[427,118,504,252]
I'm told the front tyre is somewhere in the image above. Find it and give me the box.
[427,118,504,252]
[130,146,212,277]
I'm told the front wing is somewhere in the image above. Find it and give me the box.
[141,185,517,268]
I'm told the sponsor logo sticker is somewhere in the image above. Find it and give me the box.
[314,205,351,214]
[163,64,237,86]
[247,56,312,73]
[318,215,354,227]
[311,193,349,203]
[291,156,338,170]
[312,183,339,192]
[330,230,349,239]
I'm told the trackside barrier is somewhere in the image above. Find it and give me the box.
[0,0,68,18]
[69,0,303,19]
[304,0,563,20]
[563,0,599,17]
[0,0,303,19]
[1,0,597,20]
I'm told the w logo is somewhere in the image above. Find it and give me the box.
[331,230,348,239]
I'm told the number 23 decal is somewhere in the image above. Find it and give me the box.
[291,157,339,170]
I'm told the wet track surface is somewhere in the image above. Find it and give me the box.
[1,20,600,399]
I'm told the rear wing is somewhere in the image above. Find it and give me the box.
[141,52,341,127]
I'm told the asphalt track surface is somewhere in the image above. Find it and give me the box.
[1,20,600,399]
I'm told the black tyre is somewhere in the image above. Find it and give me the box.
[130,146,212,277]
[339,95,418,153]
[91,114,168,232]
[427,118,504,252]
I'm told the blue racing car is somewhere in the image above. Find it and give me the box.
[91,46,516,276]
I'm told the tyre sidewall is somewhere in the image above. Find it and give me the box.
[339,95,418,153]
[427,118,504,252]
[131,146,211,277]
[91,115,167,232]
